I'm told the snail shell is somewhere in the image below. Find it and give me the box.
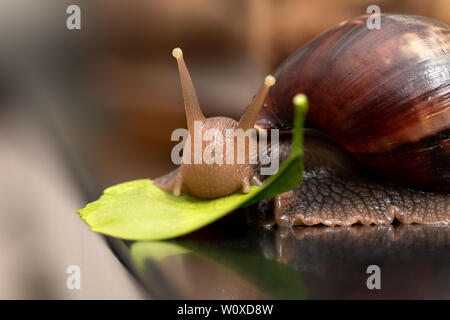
[256,14,450,192]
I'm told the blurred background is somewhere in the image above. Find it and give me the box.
[0,0,448,299]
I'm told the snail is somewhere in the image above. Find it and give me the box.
[155,14,450,226]
[155,47,275,199]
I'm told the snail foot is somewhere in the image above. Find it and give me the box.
[271,169,450,227]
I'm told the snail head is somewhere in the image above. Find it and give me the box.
[156,48,276,199]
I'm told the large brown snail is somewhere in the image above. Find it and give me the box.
[155,14,449,226]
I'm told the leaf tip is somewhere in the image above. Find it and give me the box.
[293,93,308,115]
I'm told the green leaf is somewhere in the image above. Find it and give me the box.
[77,94,308,240]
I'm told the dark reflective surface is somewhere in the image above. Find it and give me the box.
[109,215,450,299]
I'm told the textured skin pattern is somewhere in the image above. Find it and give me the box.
[255,130,449,226]
[275,168,449,226]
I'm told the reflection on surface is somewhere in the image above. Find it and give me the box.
[270,225,449,299]
[127,223,449,299]
[130,240,306,299]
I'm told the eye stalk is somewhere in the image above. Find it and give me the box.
[172,47,275,135]
[171,47,205,136]
[239,75,276,130]
[154,47,276,199]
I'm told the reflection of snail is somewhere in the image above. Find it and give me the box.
[156,14,449,225]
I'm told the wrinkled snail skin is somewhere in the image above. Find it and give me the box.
[252,130,449,226]
[256,14,450,192]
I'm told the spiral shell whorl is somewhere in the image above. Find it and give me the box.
[257,14,450,191]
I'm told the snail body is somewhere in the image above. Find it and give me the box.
[156,14,449,225]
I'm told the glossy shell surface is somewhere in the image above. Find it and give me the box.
[256,14,450,191]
